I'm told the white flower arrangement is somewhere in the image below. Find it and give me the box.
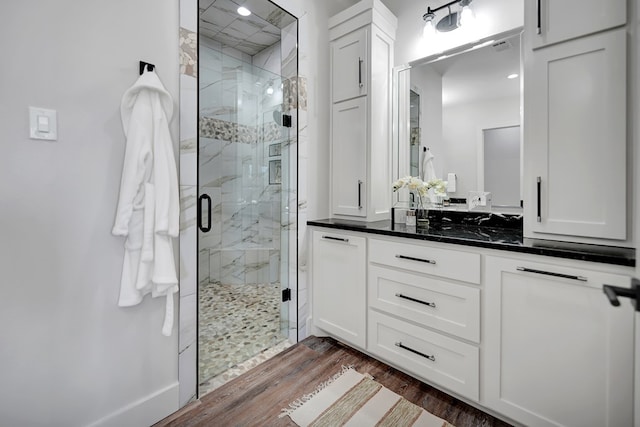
[392,176,448,205]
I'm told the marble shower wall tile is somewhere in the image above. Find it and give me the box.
[180,27,197,78]
[220,250,245,285]
[199,248,210,286]
[180,185,197,298]
[253,42,282,76]
[180,75,197,186]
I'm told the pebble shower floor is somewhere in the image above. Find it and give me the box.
[198,282,287,395]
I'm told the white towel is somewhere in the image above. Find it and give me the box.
[422,149,436,182]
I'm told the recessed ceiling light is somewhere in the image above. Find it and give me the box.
[237,6,251,16]
[507,73,519,79]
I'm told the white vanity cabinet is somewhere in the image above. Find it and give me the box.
[366,238,481,400]
[311,230,367,349]
[309,224,636,425]
[483,255,635,427]
[329,0,396,221]
[526,0,626,49]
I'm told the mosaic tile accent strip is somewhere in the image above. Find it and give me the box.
[180,27,197,78]
[199,116,287,145]
[198,282,285,391]
[199,117,260,143]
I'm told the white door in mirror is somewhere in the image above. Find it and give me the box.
[29,106,57,141]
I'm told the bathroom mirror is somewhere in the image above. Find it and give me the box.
[393,29,523,211]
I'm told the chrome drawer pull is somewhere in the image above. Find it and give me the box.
[395,293,436,308]
[395,342,435,361]
[517,267,587,282]
[395,255,436,264]
[322,236,349,243]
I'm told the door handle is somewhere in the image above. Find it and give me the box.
[198,194,212,232]
[536,0,542,35]
[517,267,587,282]
[358,180,363,209]
[536,176,542,222]
[322,235,349,243]
[395,254,436,265]
[395,342,435,361]
[395,293,436,308]
[603,278,640,311]
[358,57,364,88]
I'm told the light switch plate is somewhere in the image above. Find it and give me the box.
[29,107,57,141]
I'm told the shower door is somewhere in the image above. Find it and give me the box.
[196,0,297,395]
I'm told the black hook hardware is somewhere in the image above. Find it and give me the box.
[603,278,640,311]
[139,61,155,75]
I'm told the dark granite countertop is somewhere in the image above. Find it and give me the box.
[307,218,635,267]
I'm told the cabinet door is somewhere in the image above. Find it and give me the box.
[524,29,626,240]
[331,27,367,103]
[527,0,626,49]
[312,231,366,349]
[331,97,367,217]
[483,256,634,427]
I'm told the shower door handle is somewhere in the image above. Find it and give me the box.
[198,194,212,232]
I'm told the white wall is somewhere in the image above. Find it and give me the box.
[0,2,180,426]
[442,95,520,198]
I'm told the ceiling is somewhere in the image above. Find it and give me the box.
[199,0,296,56]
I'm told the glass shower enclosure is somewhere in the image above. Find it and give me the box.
[197,0,297,394]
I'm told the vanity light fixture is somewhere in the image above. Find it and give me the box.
[422,0,474,36]
[266,80,274,95]
[237,6,251,16]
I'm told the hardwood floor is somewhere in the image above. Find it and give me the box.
[155,336,512,427]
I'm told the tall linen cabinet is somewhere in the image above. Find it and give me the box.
[522,0,628,245]
[329,0,396,221]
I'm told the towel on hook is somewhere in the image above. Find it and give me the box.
[422,148,437,182]
[112,65,179,337]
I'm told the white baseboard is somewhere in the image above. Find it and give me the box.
[88,382,179,427]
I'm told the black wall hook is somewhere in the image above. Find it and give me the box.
[139,61,155,75]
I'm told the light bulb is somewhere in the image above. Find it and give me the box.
[460,4,475,27]
[423,19,435,38]
[266,86,274,95]
[237,6,251,16]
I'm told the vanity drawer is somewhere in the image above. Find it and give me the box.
[368,310,479,401]
[368,265,480,342]
[369,238,481,284]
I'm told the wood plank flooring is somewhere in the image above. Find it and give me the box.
[155,336,513,427]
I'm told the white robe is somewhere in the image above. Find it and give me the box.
[112,67,179,336]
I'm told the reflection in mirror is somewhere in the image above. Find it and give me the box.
[397,30,522,212]
[482,125,520,207]
[409,89,420,177]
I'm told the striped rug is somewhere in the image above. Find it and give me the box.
[280,367,454,427]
